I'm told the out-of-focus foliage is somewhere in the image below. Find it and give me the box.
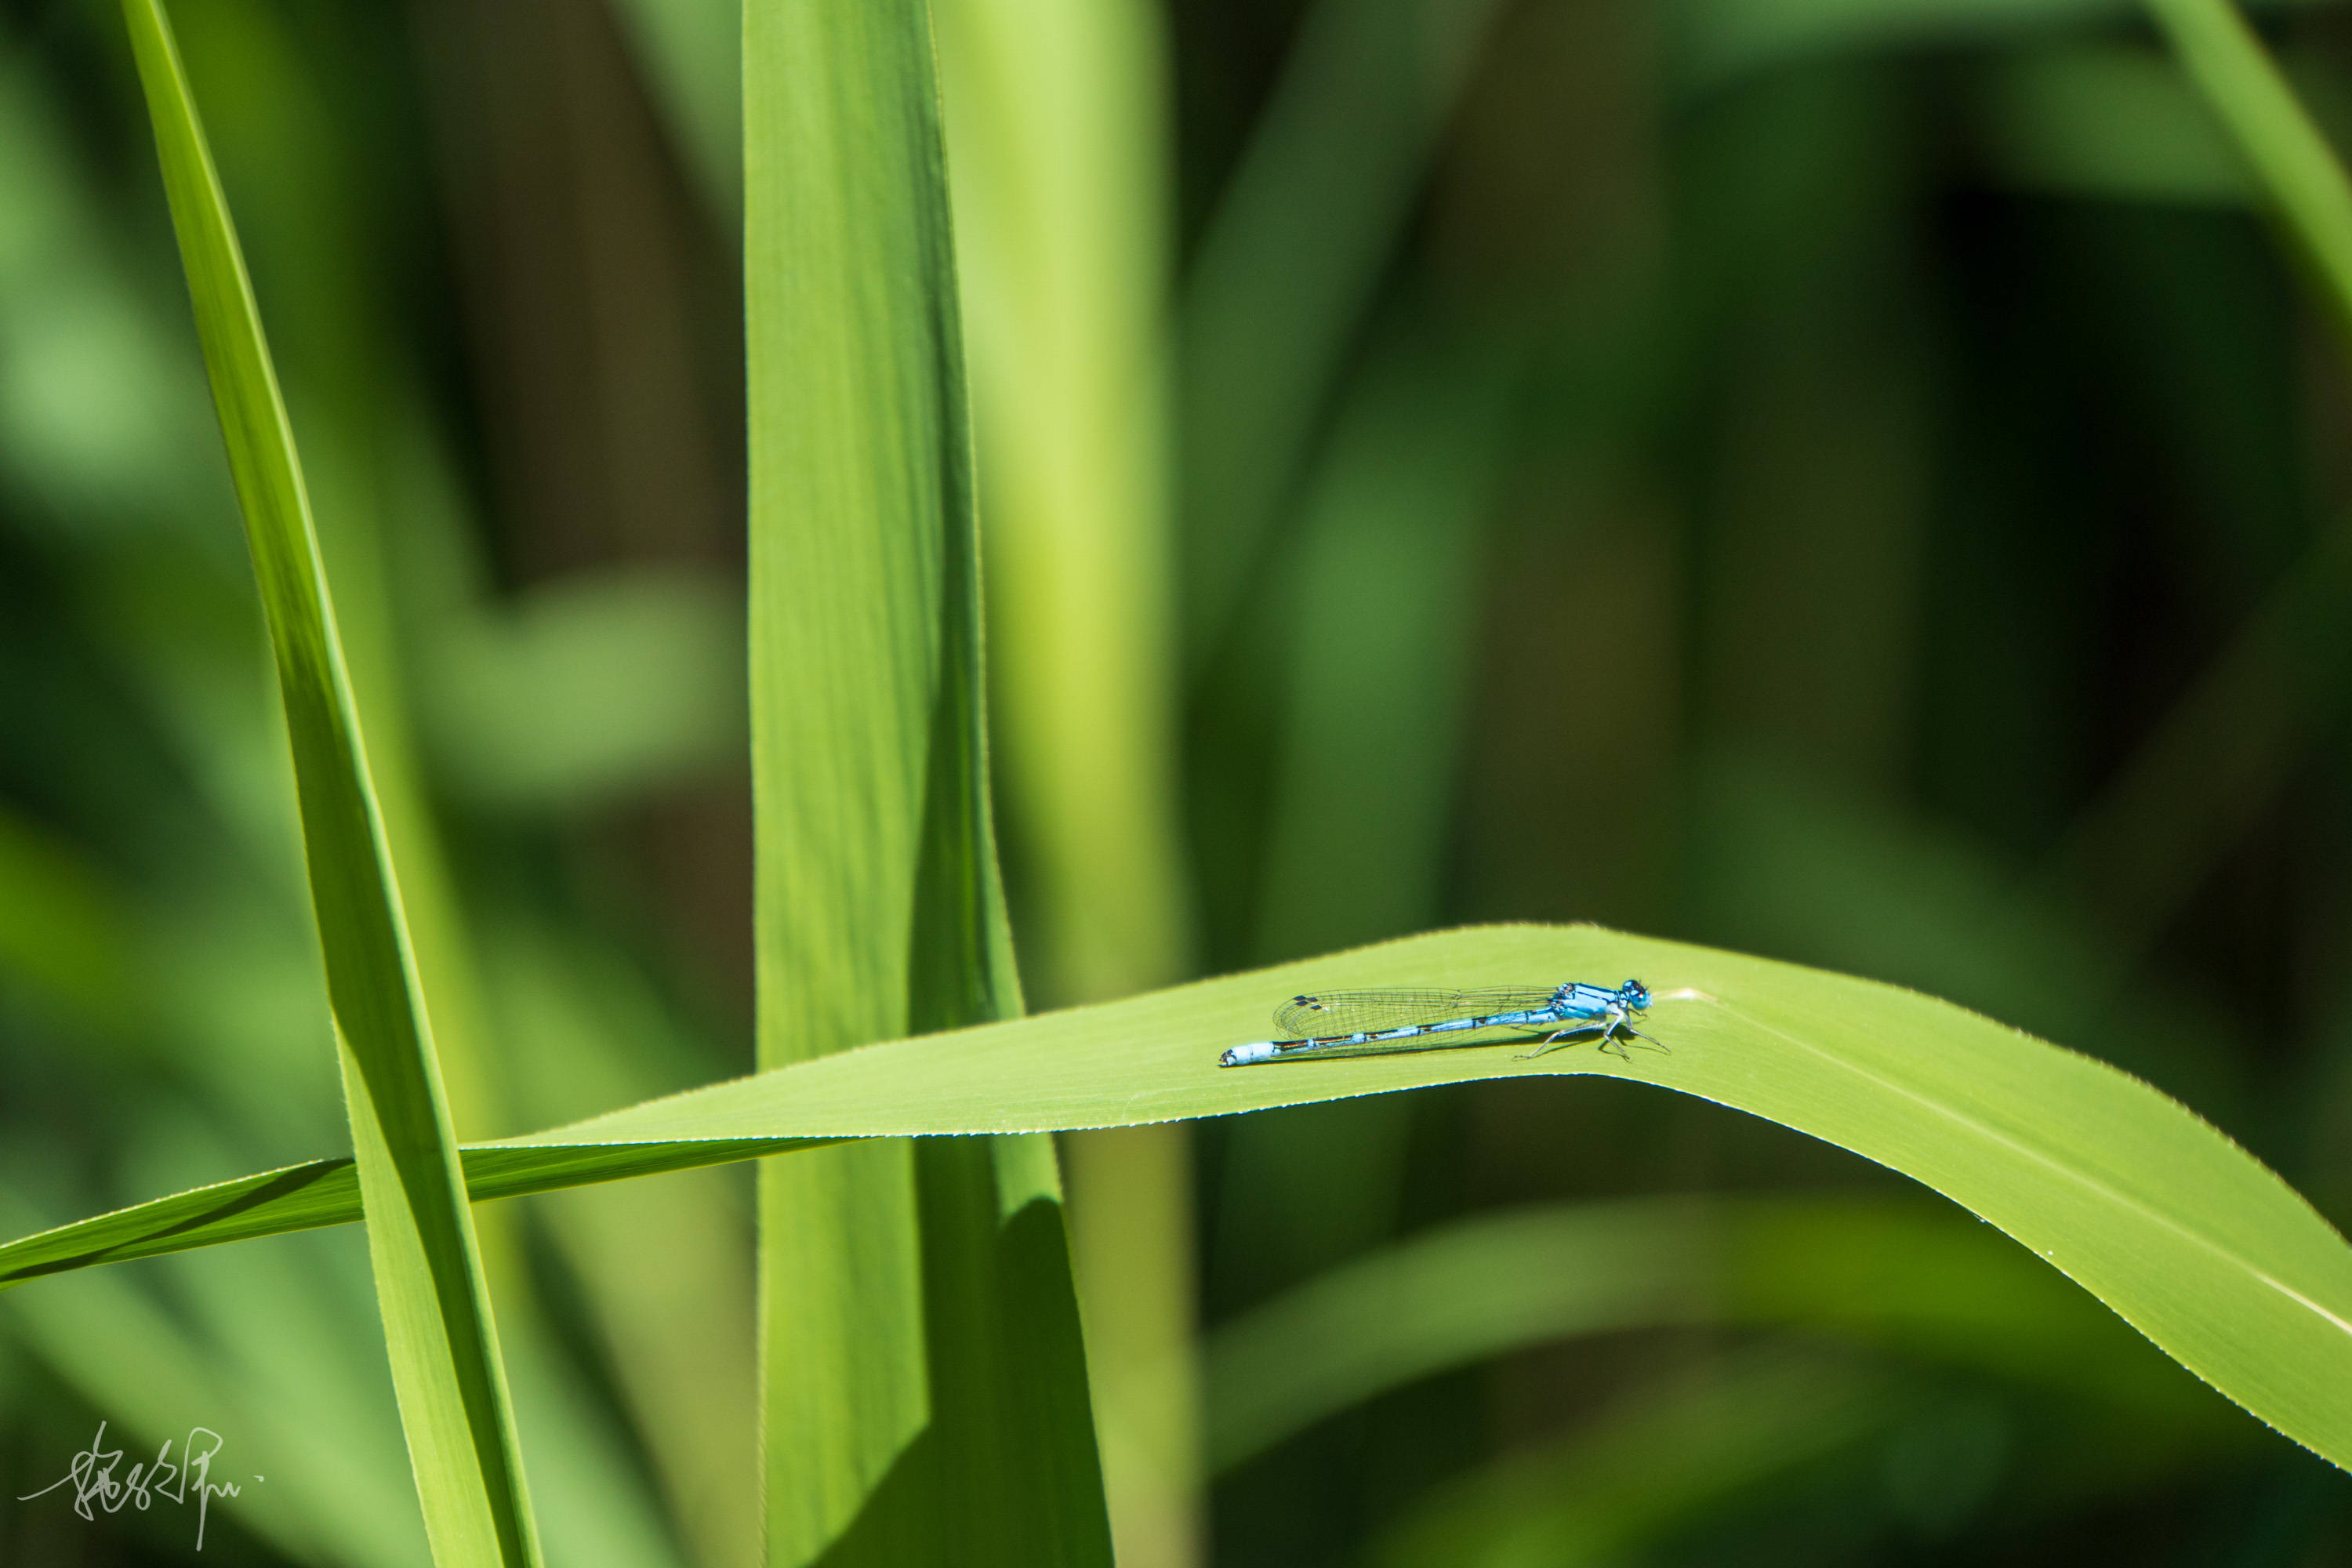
[7,0,2352,1561]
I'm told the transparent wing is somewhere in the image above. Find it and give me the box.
[1274,987,1562,1039]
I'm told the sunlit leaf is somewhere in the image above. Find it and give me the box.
[11,923,2352,1474]
[742,0,1111,1562]
[117,2,539,1560]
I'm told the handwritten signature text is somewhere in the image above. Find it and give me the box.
[18,1421,253,1551]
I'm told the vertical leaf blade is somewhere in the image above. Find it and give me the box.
[743,1,1112,1563]
[931,1,1203,1560]
[118,2,539,1563]
[2145,0,2352,337]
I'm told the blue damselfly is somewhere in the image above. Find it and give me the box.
[1218,979,1661,1066]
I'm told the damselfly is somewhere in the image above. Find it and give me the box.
[1218,979,1661,1067]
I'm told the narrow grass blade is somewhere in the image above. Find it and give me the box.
[12,922,2352,1473]
[116,2,539,1560]
[0,1141,807,1287]
[744,0,1111,1562]
[2143,0,2352,338]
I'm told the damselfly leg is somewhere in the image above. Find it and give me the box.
[1518,1007,1668,1061]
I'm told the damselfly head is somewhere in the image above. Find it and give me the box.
[1621,979,1651,1010]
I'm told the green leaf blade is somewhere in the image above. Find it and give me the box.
[742,0,1109,1562]
[11,923,2352,1472]
[517,920,2352,1472]
[116,2,540,1561]
[2143,0,2352,339]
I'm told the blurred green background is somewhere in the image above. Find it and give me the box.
[4,0,2352,1562]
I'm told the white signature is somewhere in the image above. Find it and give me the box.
[17,1421,256,1551]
